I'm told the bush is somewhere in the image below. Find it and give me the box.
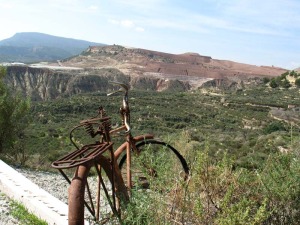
[263,77,270,84]
[270,78,279,88]
[263,121,286,134]
[0,66,30,164]
[182,147,300,225]
[258,154,300,224]
[281,79,291,88]
[186,149,270,224]
[295,78,300,88]
[290,70,297,78]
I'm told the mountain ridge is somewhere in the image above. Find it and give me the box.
[55,45,287,80]
[0,34,292,100]
[0,32,105,63]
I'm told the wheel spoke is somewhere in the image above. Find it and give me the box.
[119,140,189,192]
[85,179,95,216]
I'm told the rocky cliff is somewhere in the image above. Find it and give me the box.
[4,66,191,100]
[4,45,288,101]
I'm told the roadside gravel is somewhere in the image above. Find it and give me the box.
[0,168,68,225]
[0,167,113,225]
[16,168,70,204]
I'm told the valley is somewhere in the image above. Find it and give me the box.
[1,43,300,224]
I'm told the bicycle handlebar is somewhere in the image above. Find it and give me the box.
[107,81,131,133]
[107,81,128,96]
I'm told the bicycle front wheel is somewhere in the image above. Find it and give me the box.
[68,156,128,225]
[118,139,189,190]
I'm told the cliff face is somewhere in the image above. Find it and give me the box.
[5,66,129,100]
[4,66,191,100]
[200,77,264,90]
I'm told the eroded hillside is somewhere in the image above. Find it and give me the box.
[4,45,289,100]
[5,66,190,100]
[59,45,287,79]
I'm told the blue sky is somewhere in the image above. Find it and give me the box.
[1,0,299,69]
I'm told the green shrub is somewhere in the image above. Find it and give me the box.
[281,79,291,88]
[258,153,300,224]
[295,78,300,88]
[183,146,300,225]
[263,121,286,134]
[262,77,270,84]
[270,78,279,88]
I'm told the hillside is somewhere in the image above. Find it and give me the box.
[2,43,291,100]
[0,32,105,63]
[58,45,287,78]
[53,45,287,89]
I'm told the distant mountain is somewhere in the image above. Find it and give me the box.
[0,32,105,63]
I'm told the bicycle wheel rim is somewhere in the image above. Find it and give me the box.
[119,139,189,190]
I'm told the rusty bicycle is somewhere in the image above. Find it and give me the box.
[51,82,190,225]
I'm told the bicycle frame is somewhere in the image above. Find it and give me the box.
[113,132,154,190]
[107,82,156,191]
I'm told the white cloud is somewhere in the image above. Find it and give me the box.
[109,18,145,32]
[120,20,134,28]
[135,27,145,32]
[114,0,164,10]
[108,19,119,25]
[88,5,98,11]
[212,0,300,33]
[0,3,14,9]
[144,18,209,34]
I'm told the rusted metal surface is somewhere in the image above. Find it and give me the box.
[68,164,89,225]
[67,155,129,225]
[52,142,113,169]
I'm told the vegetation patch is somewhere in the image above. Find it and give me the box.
[10,200,48,225]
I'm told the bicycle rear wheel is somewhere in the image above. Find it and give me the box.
[118,139,189,190]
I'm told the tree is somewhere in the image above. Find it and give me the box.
[295,78,300,88]
[269,78,279,88]
[290,70,297,78]
[262,77,270,84]
[281,79,291,88]
[0,66,30,156]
